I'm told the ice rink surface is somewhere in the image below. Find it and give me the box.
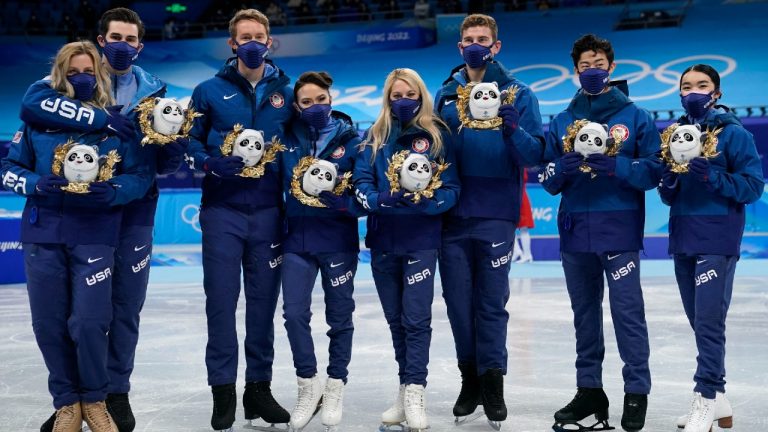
[1,260,767,431]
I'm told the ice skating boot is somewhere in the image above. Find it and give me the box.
[682,392,733,432]
[621,394,647,432]
[243,381,290,430]
[289,375,323,431]
[676,391,732,429]
[321,378,345,431]
[82,401,118,432]
[480,368,506,430]
[403,384,428,431]
[552,387,614,431]
[210,383,236,431]
[51,402,83,432]
[379,384,406,430]
[41,412,56,432]
[453,363,483,425]
[106,393,135,432]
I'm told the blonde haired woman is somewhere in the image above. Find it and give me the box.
[353,68,460,431]
[0,41,150,432]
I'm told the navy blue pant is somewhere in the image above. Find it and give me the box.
[25,243,115,409]
[561,251,651,394]
[440,218,515,375]
[107,224,153,394]
[371,249,436,386]
[200,204,283,386]
[674,254,736,399]
[282,251,357,381]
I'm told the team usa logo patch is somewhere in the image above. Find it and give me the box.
[609,124,630,142]
[269,93,285,108]
[412,137,430,153]
[331,146,345,159]
[12,131,23,143]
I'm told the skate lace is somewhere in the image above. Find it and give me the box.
[84,402,114,431]
[294,382,318,417]
[324,384,342,412]
[690,395,711,423]
[54,404,79,429]
[405,388,425,411]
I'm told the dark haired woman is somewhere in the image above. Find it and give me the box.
[278,71,363,431]
[658,64,763,432]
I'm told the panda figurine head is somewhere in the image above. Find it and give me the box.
[302,159,337,197]
[64,144,101,183]
[669,124,702,164]
[232,129,265,167]
[468,82,501,120]
[574,122,609,157]
[151,98,185,136]
[399,153,432,192]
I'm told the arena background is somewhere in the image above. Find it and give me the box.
[1,2,768,431]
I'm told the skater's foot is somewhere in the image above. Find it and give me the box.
[82,401,118,432]
[403,384,428,430]
[51,402,83,432]
[40,411,56,432]
[676,391,732,429]
[106,393,135,432]
[321,377,345,428]
[211,383,236,431]
[289,375,323,430]
[553,387,612,431]
[243,381,290,425]
[621,393,647,431]
[480,369,507,422]
[453,363,481,417]
[381,384,406,425]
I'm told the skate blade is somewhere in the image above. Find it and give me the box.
[244,419,289,431]
[487,419,502,430]
[454,411,484,425]
[552,419,615,431]
[378,422,407,431]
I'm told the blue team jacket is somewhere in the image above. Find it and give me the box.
[659,108,764,256]
[353,119,460,252]
[280,111,363,253]
[538,86,662,254]
[19,65,170,227]
[187,59,293,209]
[434,61,545,222]
[1,125,151,246]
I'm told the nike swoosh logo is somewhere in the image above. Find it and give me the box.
[607,254,621,260]
[270,243,281,249]
[288,147,297,152]
[380,204,392,208]
[330,262,344,268]
[223,93,237,100]
[87,257,103,263]
[134,245,147,252]
[444,100,455,106]
[491,242,505,248]
[437,200,445,206]
[697,259,707,265]
[407,259,421,265]
[45,128,61,133]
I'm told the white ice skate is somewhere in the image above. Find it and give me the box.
[289,375,323,431]
[680,392,733,431]
[378,384,406,431]
[321,378,345,432]
[404,384,429,431]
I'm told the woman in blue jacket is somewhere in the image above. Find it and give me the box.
[658,64,764,432]
[354,68,460,432]
[0,41,150,432]
[278,71,362,432]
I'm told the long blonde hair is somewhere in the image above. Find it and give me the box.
[363,68,448,161]
[49,40,113,109]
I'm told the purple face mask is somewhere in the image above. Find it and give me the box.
[462,43,493,69]
[579,68,610,95]
[681,91,716,119]
[67,73,97,101]
[300,103,332,130]
[391,98,421,125]
[102,41,139,71]
[236,40,269,69]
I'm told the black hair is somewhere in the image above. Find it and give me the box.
[294,71,333,101]
[99,8,145,41]
[680,64,721,90]
[570,34,614,68]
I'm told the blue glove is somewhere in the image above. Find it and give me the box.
[203,156,245,178]
[661,164,679,188]
[559,152,584,176]
[88,181,117,204]
[377,190,405,209]
[498,104,520,137]
[162,136,189,159]
[585,153,616,176]
[400,195,431,212]
[689,157,713,183]
[35,174,68,195]
[319,191,347,211]
[102,105,137,142]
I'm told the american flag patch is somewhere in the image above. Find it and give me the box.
[12,131,23,143]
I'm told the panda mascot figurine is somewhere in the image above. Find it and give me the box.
[232,129,266,167]
[468,82,501,120]
[669,124,702,164]
[63,144,101,183]
[151,98,185,136]
[399,153,433,192]
[574,122,610,157]
[302,159,338,196]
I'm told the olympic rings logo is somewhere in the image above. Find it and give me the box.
[510,54,736,105]
[181,204,201,233]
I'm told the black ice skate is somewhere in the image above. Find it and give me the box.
[242,381,290,431]
[552,387,615,432]
[454,363,484,426]
[40,412,56,432]
[106,393,136,432]
[211,383,236,432]
[620,393,647,432]
[480,368,507,431]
